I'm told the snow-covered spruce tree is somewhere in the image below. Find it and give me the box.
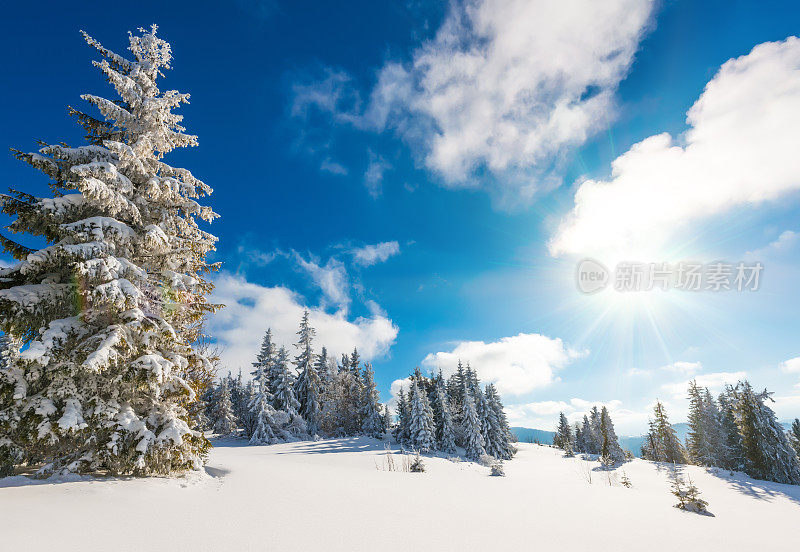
[272,346,300,416]
[251,328,276,384]
[599,406,625,466]
[718,386,745,471]
[641,401,686,464]
[484,383,514,460]
[409,380,435,453]
[0,27,219,475]
[687,380,725,467]
[293,310,321,434]
[349,347,361,378]
[554,412,572,450]
[0,334,22,475]
[211,379,237,436]
[393,387,411,446]
[315,346,331,385]
[731,381,800,485]
[446,361,467,431]
[789,418,800,458]
[461,382,486,460]
[248,367,285,445]
[576,416,591,453]
[360,363,384,438]
[573,422,584,453]
[432,370,456,453]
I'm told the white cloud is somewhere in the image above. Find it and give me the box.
[320,157,348,176]
[350,241,401,267]
[294,0,654,205]
[660,361,702,376]
[363,151,391,198]
[660,371,746,399]
[291,251,351,310]
[550,37,800,258]
[780,357,800,374]
[207,272,398,376]
[420,332,583,396]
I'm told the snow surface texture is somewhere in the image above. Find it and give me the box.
[1,439,798,551]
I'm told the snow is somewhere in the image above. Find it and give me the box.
[1,439,797,551]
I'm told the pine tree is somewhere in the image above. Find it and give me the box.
[393,387,411,446]
[409,380,435,453]
[641,401,686,464]
[573,422,584,453]
[446,360,467,431]
[315,346,331,385]
[585,406,603,454]
[252,328,276,382]
[731,381,800,485]
[576,416,591,453]
[718,387,745,471]
[248,368,278,445]
[360,363,384,438]
[293,311,321,433]
[485,383,514,460]
[461,381,485,460]
[687,380,713,466]
[0,27,217,475]
[211,379,238,436]
[554,412,572,450]
[272,346,300,416]
[432,371,456,453]
[599,406,625,465]
[349,347,361,378]
[788,418,800,458]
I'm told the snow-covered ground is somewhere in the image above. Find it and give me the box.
[1,438,798,551]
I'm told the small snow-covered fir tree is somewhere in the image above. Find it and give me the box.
[211,378,238,436]
[0,27,218,475]
[554,412,573,450]
[731,381,800,485]
[461,382,486,460]
[272,346,300,416]
[293,311,321,433]
[360,363,384,438]
[409,380,435,453]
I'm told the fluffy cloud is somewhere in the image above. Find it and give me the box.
[780,357,800,374]
[350,241,401,267]
[550,37,800,258]
[660,371,746,399]
[294,0,654,205]
[291,251,351,310]
[420,332,583,396]
[207,272,398,376]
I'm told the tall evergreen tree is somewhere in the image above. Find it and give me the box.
[687,380,714,466]
[393,387,411,446]
[731,381,800,485]
[360,363,384,438]
[315,346,331,385]
[409,380,435,453]
[485,383,514,460]
[432,371,456,453]
[554,412,572,450]
[252,328,276,383]
[788,418,800,458]
[0,27,217,475]
[599,406,625,465]
[272,346,300,416]
[293,311,321,433]
[461,381,485,460]
[211,378,238,436]
[349,347,361,378]
[641,401,686,463]
[718,387,745,470]
[576,416,591,453]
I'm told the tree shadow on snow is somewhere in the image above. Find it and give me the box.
[710,470,800,507]
[275,437,389,456]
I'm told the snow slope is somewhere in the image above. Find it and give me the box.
[1,438,798,551]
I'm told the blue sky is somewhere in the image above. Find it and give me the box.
[3,0,800,434]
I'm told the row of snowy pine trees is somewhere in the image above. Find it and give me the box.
[204,311,388,445]
[640,380,800,485]
[553,406,627,466]
[551,379,800,485]
[394,363,516,461]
